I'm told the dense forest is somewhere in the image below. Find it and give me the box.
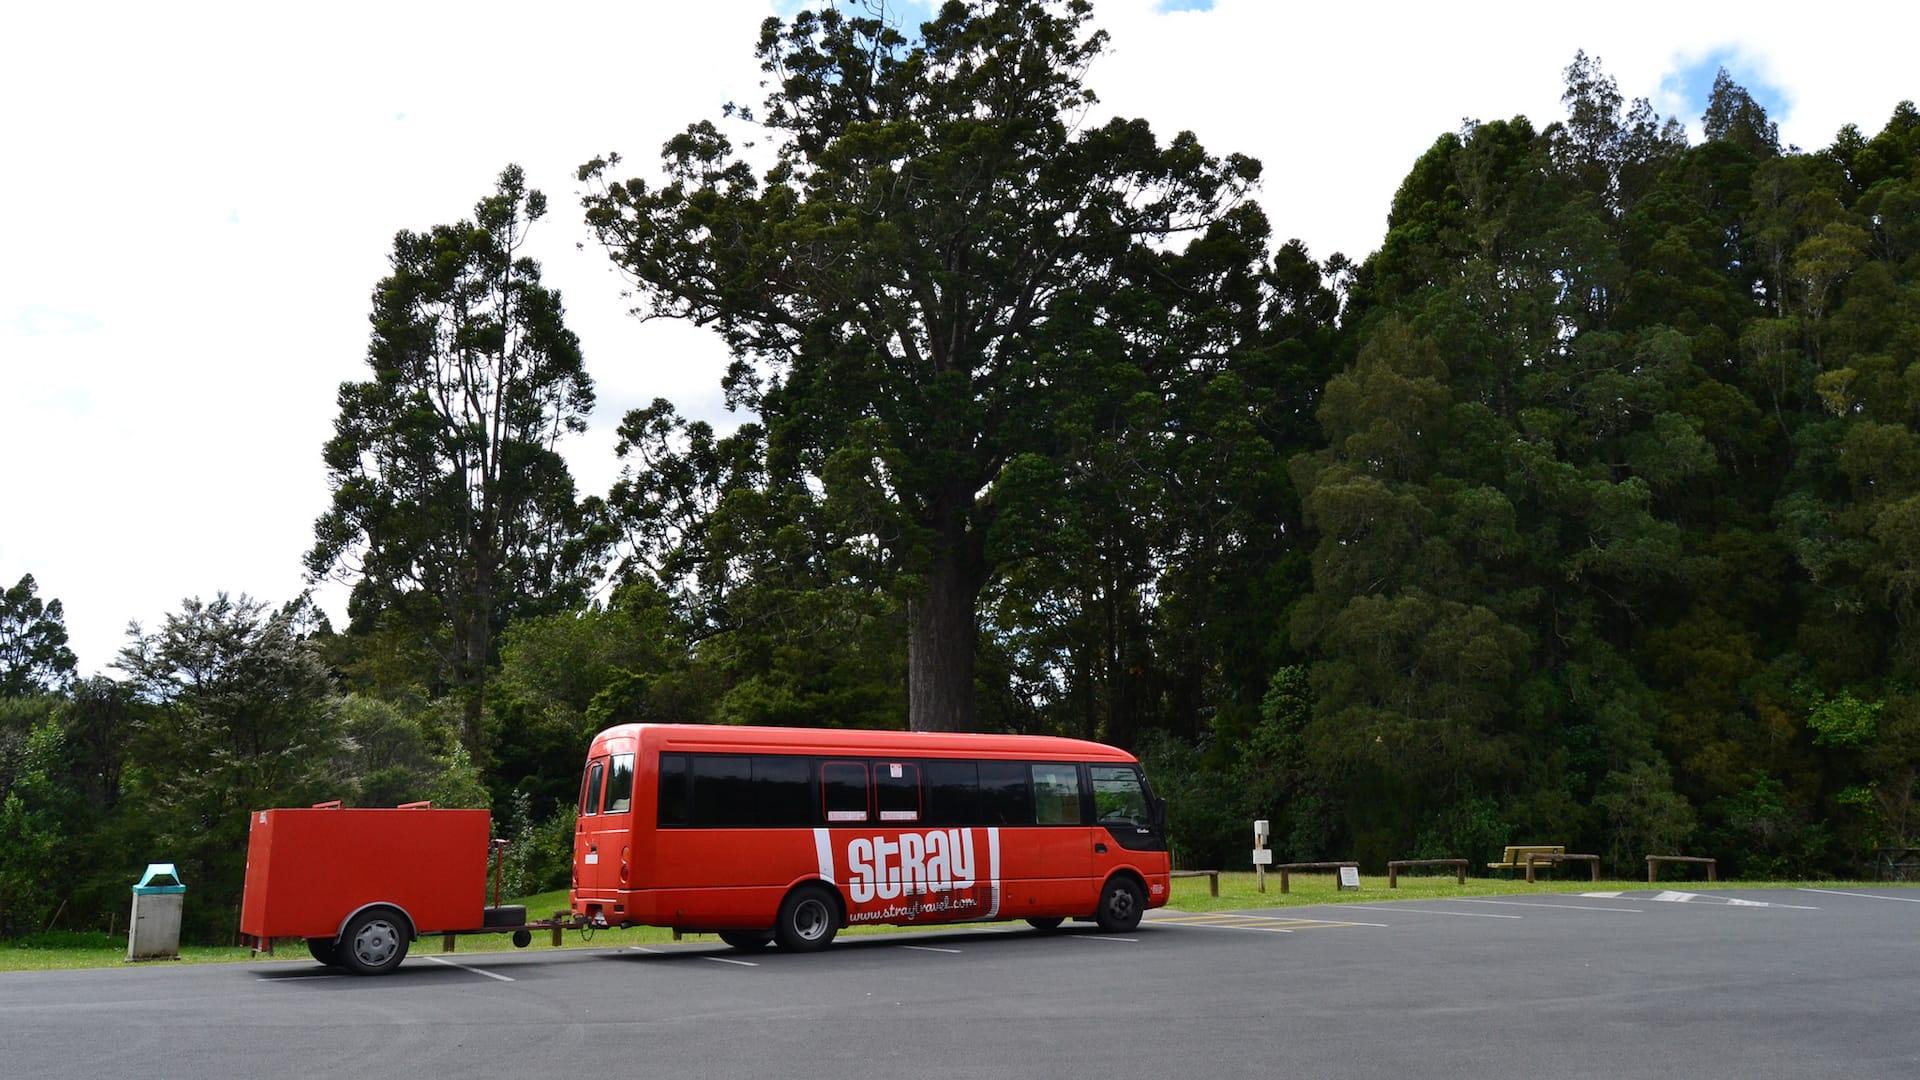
[4,2,1919,942]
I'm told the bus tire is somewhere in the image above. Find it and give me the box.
[1025,917,1065,932]
[340,907,411,975]
[718,931,774,950]
[773,884,840,952]
[306,937,342,966]
[1094,876,1144,933]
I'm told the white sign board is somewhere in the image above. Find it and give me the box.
[1337,865,1360,890]
[1253,819,1270,840]
[1252,849,1274,866]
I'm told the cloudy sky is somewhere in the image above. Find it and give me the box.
[4,0,1915,675]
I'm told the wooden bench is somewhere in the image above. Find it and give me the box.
[1488,845,1564,876]
[1525,852,1600,883]
[1170,870,1220,897]
[1276,861,1358,894]
[1647,855,1717,884]
[1387,859,1467,887]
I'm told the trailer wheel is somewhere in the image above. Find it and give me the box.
[340,908,411,975]
[1025,917,1065,932]
[511,929,533,949]
[773,884,840,952]
[1094,876,1144,933]
[306,937,342,966]
[718,931,773,950]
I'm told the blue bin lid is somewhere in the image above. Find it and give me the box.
[133,863,185,895]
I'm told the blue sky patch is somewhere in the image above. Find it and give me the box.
[1158,0,1217,10]
[1662,48,1790,128]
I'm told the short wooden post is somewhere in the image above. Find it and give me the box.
[1208,872,1219,898]
[1588,858,1599,882]
[1648,857,1657,885]
[1455,861,1465,885]
[1708,859,1717,882]
[442,933,456,952]
[1280,866,1290,894]
[1389,864,1399,889]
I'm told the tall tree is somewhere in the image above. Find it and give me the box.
[581,0,1262,730]
[0,574,78,697]
[116,595,340,941]
[309,165,598,754]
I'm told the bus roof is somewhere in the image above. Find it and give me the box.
[588,723,1137,763]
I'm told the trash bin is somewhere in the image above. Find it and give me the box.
[128,863,185,961]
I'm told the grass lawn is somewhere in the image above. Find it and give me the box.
[6,872,1911,973]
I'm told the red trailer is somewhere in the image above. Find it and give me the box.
[240,803,552,974]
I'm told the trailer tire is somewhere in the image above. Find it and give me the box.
[718,931,773,950]
[773,884,840,952]
[339,907,411,975]
[306,937,342,966]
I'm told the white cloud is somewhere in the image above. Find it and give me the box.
[3,0,1914,674]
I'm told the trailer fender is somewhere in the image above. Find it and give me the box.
[336,901,417,943]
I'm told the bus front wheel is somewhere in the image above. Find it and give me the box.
[774,885,840,952]
[1094,877,1144,933]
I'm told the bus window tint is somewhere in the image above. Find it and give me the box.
[753,755,811,826]
[604,754,635,814]
[691,756,753,826]
[924,761,979,825]
[978,761,1033,825]
[658,754,689,825]
[583,759,605,817]
[1031,764,1083,825]
[822,762,869,823]
[876,762,920,822]
[1089,765,1149,825]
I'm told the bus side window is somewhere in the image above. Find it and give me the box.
[1031,763,1084,825]
[604,754,635,814]
[752,755,812,826]
[924,761,979,826]
[583,759,605,817]
[659,754,689,825]
[821,761,870,823]
[876,762,921,822]
[691,755,753,826]
[978,761,1033,825]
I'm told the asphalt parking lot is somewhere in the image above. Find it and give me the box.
[2,888,1915,1079]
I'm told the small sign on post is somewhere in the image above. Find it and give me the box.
[1253,820,1270,893]
[1337,865,1361,891]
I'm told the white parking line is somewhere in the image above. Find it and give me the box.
[1072,935,1138,943]
[703,955,759,967]
[1799,888,1920,904]
[902,945,962,954]
[1455,898,1643,913]
[424,956,515,982]
[256,974,347,981]
[1339,905,1521,920]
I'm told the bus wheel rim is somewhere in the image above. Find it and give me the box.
[795,898,829,940]
[1108,888,1135,921]
[354,920,399,966]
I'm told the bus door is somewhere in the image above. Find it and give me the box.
[1024,762,1094,911]
[575,751,636,905]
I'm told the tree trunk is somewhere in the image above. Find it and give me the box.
[907,513,981,732]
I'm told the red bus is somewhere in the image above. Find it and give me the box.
[571,724,1171,950]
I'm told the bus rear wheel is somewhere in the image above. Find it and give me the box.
[719,931,773,950]
[1025,917,1065,932]
[773,885,840,952]
[1094,877,1144,933]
